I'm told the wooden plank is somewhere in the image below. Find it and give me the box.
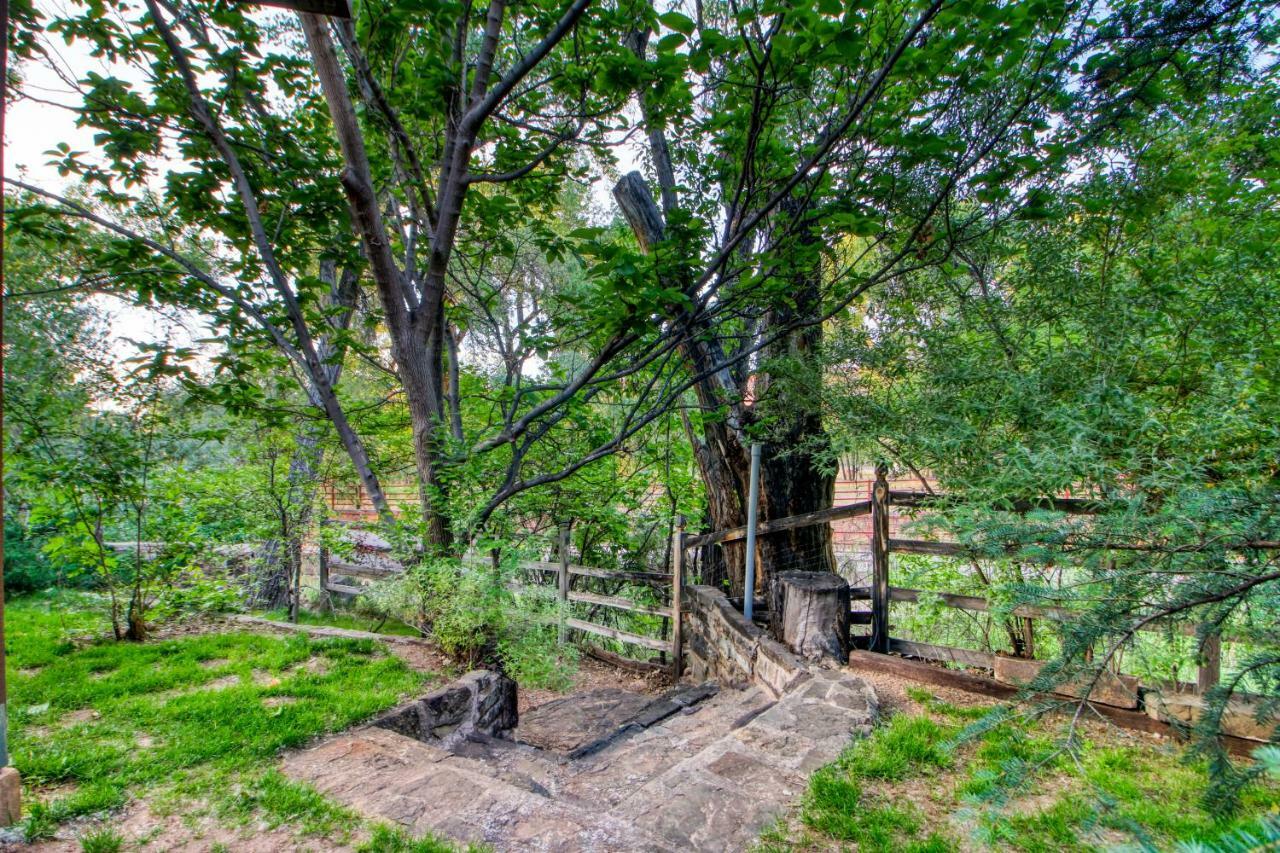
[849,649,1015,699]
[568,566,672,584]
[325,582,364,596]
[327,559,400,578]
[569,590,670,617]
[888,490,1107,515]
[886,586,1232,640]
[1197,631,1221,695]
[672,518,686,678]
[849,586,873,601]
[522,560,567,574]
[585,645,666,674]
[889,637,995,669]
[566,618,669,653]
[846,650,1257,757]
[889,538,966,557]
[557,524,570,645]
[685,500,872,549]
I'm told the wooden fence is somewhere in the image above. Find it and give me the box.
[318,522,684,674]
[683,464,1227,697]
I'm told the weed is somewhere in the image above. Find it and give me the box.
[80,827,126,853]
[23,801,59,842]
[232,770,357,836]
[839,713,952,780]
[357,822,475,853]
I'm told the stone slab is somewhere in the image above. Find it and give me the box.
[284,665,879,853]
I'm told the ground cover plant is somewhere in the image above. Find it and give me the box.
[760,687,1280,852]
[5,589,454,847]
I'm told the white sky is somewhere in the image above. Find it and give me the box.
[7,12,202,362]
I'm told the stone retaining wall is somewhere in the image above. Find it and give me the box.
[683,585,811,698]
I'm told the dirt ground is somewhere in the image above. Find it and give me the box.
[518,655,669,716]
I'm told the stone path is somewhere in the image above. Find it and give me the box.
[283,669,877,852]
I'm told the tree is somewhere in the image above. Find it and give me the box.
[824,80,1279,801]
[8,1,393,520]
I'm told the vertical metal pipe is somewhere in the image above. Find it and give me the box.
[671,515,685,678]
[557,522,570,645]
[744,443,761,621]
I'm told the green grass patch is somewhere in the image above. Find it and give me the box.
[357,823,485,853]
[831,712,953,782]
[7,589,431,843]
[768,688,1280,852]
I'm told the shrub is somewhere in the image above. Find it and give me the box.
[4,519,58,593]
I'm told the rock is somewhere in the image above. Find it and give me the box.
[769,571,850,663]
[372,669,517,749]
[0,767,19,827]
[1143,689,1276,741]
[515,685,714,758]
[993,655,1140,709]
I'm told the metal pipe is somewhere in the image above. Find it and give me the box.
[744,443,761,621]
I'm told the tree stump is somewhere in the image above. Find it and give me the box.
[769,571,850,662]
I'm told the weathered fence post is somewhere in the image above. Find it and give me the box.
[317,518,331,611]
[870,463,890,654]
[672,514,686,678]
[1197,629,1221,695]
[557,522,570,645]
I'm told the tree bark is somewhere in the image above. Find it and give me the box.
[752,197,836,579]
[613,174,834,594]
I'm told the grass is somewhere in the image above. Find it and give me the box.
[761,685,1280,851]
[6,588,454,848]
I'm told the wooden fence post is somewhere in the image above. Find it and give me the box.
[1198,629,1221,695]
[672,515,686,679]
[870,463,890,654]
[317,519,331,611]
[557,522,570,645]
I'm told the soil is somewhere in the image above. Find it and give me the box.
[518,654,669,716]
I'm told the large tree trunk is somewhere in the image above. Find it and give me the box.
[614,174,834,594]
[399,313,453,551]
[304,14,453,553]
[752,197,836,578]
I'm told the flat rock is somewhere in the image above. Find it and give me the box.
[516,688,656,755]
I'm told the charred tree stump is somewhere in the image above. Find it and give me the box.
[769,571,850,662]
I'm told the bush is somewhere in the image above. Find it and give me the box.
[365,551,573,686]
[4,519,58,593]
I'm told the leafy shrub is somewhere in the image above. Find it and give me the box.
[366,551,572,685]
[4,519,58,593]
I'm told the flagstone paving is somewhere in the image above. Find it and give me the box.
[283,669,877,852]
